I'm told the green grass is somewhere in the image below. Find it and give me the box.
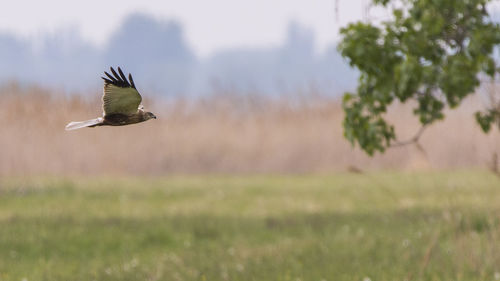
[0,172,500,281]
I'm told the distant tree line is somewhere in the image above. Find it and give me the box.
[0,13,356,97]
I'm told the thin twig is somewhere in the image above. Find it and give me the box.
[490,152,500,178]
[419,229,440,275]
[389,125,428,148]
[334,0,339,23]
[406,229,441,281]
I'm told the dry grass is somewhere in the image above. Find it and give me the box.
[0,82,499,176]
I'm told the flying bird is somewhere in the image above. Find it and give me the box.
[65,67,156,131]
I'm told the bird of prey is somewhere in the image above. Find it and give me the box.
[65,67,156,131]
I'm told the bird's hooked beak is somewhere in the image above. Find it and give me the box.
[146,112,157,120]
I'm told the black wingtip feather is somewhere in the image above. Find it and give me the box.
[117,67,129,86]
[128,73,136,88]
[103,66,136,88]
[110,67,120,80]
[102,77,114,84]
[104,71,117,82]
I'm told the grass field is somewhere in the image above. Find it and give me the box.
[1,172,500,281]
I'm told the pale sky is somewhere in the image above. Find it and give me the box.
[0,0,369,57]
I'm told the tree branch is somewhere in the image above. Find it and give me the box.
[389,124,428,148]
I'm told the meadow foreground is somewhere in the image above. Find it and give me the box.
[0,172,499,281]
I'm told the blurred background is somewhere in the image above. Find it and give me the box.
[0,0,499,176]
[0,0,362,95]
[3,1,500,281]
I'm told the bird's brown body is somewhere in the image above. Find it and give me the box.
[90,111,153,127]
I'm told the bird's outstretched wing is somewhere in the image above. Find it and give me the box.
[101,67,142,116]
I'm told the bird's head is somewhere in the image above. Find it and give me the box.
[145,112,157,120]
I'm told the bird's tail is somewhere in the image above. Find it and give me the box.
[65,117,103,131]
